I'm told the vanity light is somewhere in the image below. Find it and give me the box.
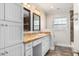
[23,3,31,8]
[23,3,27,5]
[27,4,31,8]
[36,10,40,15]
[35,8,40,15]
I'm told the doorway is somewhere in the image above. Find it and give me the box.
[70,10,74,43]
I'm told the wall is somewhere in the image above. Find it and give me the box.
[23,3,46,31]
[73,3,79,52]
[46,13,71,47]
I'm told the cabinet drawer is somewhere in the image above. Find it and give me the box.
[25,42,32,50]
[25,49,32,56]
[33,39,41,47]
[42,41,49,46]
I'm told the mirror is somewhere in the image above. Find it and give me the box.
[33,13,41,31]
[23,8,31,31]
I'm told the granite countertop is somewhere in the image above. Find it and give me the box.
[23,32,50,44]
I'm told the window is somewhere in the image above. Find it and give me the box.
[53,17,67,30]
[54,18,67,25]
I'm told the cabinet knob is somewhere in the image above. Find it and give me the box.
[1,53,5,55]
[5,24,8,27]
[1,24,4,26]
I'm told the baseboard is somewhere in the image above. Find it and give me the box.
[49,43,71,50]
[72,48,79,53]
[55,43,71,47]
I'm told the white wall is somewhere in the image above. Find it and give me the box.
[73,3,79,52]
[46,13,71,47]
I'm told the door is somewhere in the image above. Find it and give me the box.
[53,17,70,46]
[4,21,23,47]
[5,3,22,22]
[70,10,74,42]
[0,3,4,20]
[0,21,5,49]
[5,43,24,56]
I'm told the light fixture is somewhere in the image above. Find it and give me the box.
[27,4,31,8]
[35,8,40,15]
[23,3,31,8]
[23,3,28,6]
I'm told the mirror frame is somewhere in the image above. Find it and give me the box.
[33,13,41,31]
[24,7,31,31]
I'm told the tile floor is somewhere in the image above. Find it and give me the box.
[46,46,73,56]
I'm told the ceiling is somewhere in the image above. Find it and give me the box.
[32,3,73,15]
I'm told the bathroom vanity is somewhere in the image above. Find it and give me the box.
[24,32,51,56]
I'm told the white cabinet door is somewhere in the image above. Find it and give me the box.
[0,3,4,20]
[25,42,33,56]
[5,43,24,56]
[42,36,50,56]
[0,21,5,49]
[25,49,33,56]
[5,3,22,22]
[4,22,22,47]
